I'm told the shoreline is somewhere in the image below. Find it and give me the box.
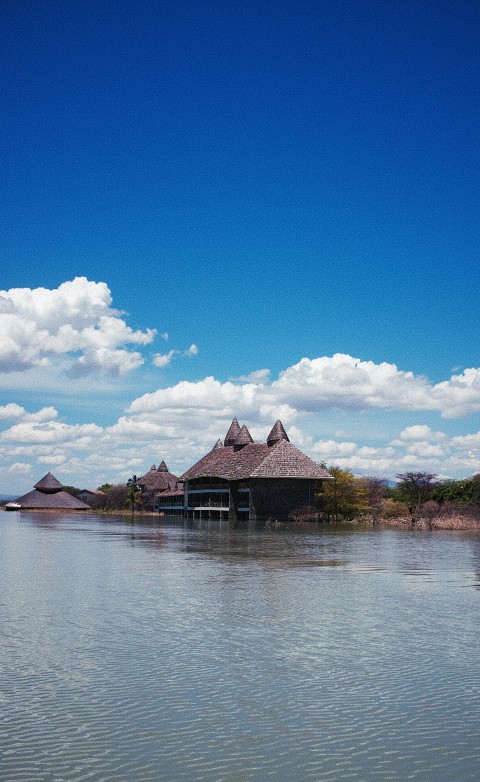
[2,506,480,531]
[360,515,480,531]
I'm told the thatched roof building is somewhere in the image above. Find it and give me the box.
[156,419,332,521]
[180,420,331,484]
[12,472,91,510]
[137,461,179,493]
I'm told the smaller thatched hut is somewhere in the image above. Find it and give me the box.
[11,472,91,511]
[137,461,180,510]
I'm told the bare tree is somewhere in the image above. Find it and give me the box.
[359,476,388,517]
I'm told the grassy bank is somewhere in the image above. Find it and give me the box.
[363,514,480,531]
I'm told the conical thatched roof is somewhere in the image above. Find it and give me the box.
[180,420,332,483]
[137,465,157,485]
[14,471,91,510]
[234,425,254,448]
[224,418,241,446]
[267,420,290,446]
[213,439,223,450]
[34,472,64,493]
[137,461,179,492]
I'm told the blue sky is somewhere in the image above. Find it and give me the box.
[1,0,480,493]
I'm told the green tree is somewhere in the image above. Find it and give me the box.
[431,476,480,507]
[323,467,369,521]
[472,474,480,507]
[97,483,113,493]
[126,475,141,522]
[62,485,81,497]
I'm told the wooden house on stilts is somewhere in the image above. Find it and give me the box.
[156,418,333,521]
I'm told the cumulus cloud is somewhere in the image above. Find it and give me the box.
[152,343,199,367]
[0,418,101,445]
[264,355,480,419]
[395,425,446,443]
[128,376,265,419]
[37,454,67,465]
[272,355,434,413]
[152,350,177,368]
[0,403,26,419]
[0,277,156,376]
[2,396,480,493]
[130,355,480,422]
[8,462,32,473]
[5,352,480,491]
[233,369,271,384]
[431,368,480,418]
[118,357,480,479]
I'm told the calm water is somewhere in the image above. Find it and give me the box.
[1,513,479,782]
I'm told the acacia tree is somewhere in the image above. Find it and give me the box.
[395,472,437,509]
[359,476,388,517]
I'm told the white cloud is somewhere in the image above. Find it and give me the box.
[38,454,67,465]
[312,428,480,480]
[5,351,480,492]
[7,462,32,473]
[405,442,447,458]
[334,430,352,439]
[267,355,480,419]
[431,367,480,418]
[129,355,480,425]
[130,378,245,426]
[272,355,434,413]
[0,403,26,419]
[312,439,359,458]
[233,368,271,384]
[0,278,156,376]
[0,404,58,424]
[153,343,198,367]
[396,425,446,443]
[0,419,101,444]
[2,396,480,494]
[153,350,177,367]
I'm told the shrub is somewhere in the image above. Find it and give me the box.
[420,500,441,520]
[288,505,318,523]
[379,498,410,518]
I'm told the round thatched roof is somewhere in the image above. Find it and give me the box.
[34,472,64,493]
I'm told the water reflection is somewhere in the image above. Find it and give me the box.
[1,513,479,781]
[466,535,480,589]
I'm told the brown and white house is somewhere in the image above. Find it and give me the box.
[157,418,333,521]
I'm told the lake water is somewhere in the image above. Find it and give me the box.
[1,513,479,782]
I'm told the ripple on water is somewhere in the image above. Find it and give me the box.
[1,516,480,781]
